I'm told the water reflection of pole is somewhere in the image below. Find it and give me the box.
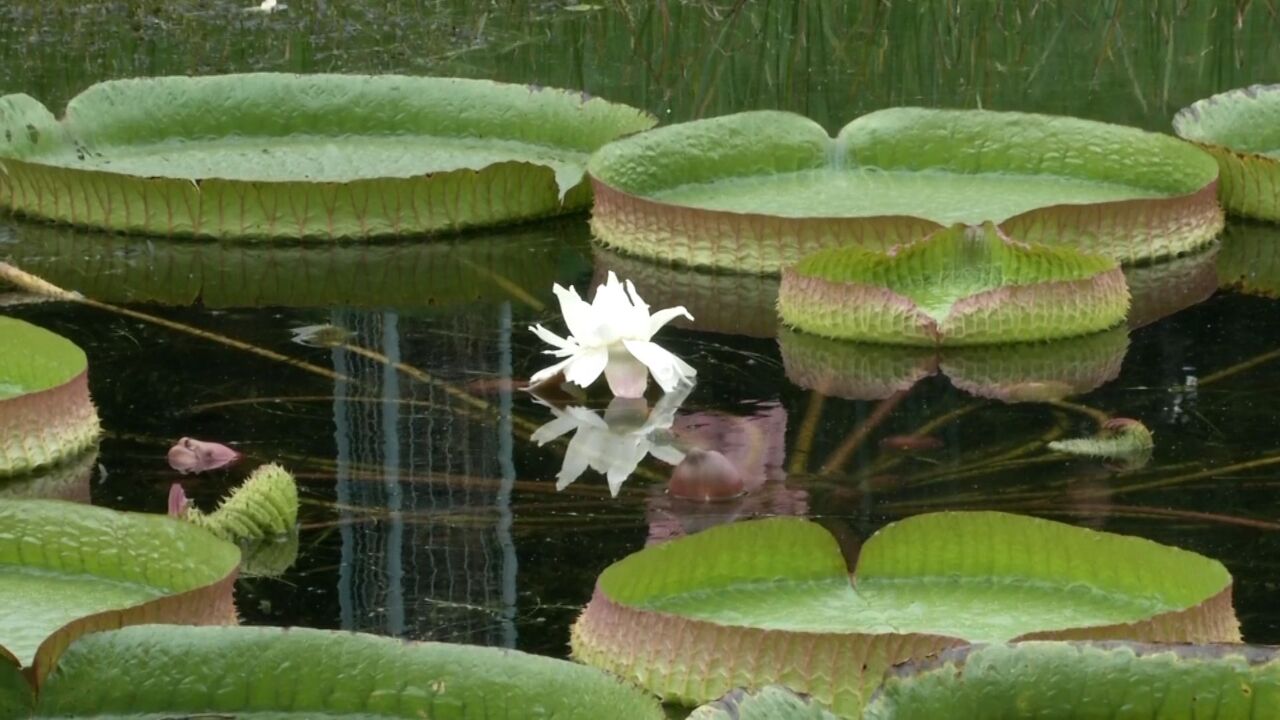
[381,311,405,636]
[496,302,519,648]
[333,310,355,631]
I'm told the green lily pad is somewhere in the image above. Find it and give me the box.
[863,642,1280,719]
[0,318,99,477]
[590,108,1222,272]
[0,217,590,308]
[689,686,840,720]
[0,500,240,684]
[572,513,1240,718]
[0,74,655,239]
[1218,220,1280,298]
[6,625,665,719]
[1174,85,1280,221]
[778,224,1130,346]
[778,324,1129,403]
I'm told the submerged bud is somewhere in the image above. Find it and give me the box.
[669,449,744,502]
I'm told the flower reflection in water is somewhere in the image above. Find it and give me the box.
[530,382,693,497]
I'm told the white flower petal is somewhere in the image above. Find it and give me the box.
[530,323,573,350]
[553,283,598,344]
[604,437,651,497]
[604,349,650,398]
[646,305,695,339]
[563,346,609,389]
[646,380,695,430]
[554,432,594,491]
[623,339,696,393]
[529,355,575,386]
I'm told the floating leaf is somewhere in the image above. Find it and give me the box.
[178,463,298,543]
[863,642,1280,719]
[1174,84,1280,221]
[0,74,655,238]
[572,513,1240,717]
[0,317,99,477]
[778,321,1129,403]
[0,500,240,684]
[778,223,1129,346]
[689,686,841,720]
[0,217,591,309]
[10,625,665,719]
[1048,417,1155,465]
[590,108,1222,272]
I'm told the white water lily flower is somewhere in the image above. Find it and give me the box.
[245,0,286,13]
[529,271,696,398]
[531,383,692,497]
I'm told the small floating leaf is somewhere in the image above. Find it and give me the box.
[1048,417,1155,463]
[863,642,1280,719]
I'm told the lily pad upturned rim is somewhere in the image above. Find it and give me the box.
[18,624,666,719]
[0,318,100,477]
[1173,84,1280,221]
[571,512,1239,717]
[588,107,1223,272]
[863,641,1280,719]
[0,73,656,239]
[777,223,1131,346]
[0,499,240,686]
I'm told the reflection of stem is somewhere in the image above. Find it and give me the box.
[819,390,908,475]
[1104,451,1280,497]
[1,261,347,381]
[1046,399,1110,426]
[788,390,826,474]
[865,403,978,475]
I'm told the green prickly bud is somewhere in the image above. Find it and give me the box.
[178,463,298,543]
[1048,418,1154,462]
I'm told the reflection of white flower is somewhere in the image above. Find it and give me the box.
[529,271,696,398]
[531,382,693,497]
[245,0,286,12]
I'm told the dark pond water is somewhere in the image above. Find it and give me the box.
[3,0,1280,663]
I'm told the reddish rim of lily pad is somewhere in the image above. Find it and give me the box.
[590,108,1223,273]
[0,318,100,477]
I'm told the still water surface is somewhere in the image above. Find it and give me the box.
[1,1,1279,660]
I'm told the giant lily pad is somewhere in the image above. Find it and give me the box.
[689,686,840,720]
[1124,241,1220,329]
[0,217,590,308]
[0,74,655,239]
[571,513,1240,717]
[778,325,1129,403]
[0,500,240,684]
[0,625,665,719]
[589,108,1222,272]
[863,642,1280,719]
[1174,85,1280,221]
[0,318,99,476]
[777,224,1130,346]
[1218,220,1280,298]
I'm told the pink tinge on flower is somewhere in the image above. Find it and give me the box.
[167,483,190,518]
[167,437,242,474]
